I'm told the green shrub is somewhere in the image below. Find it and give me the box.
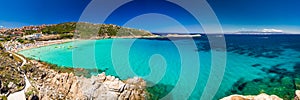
[0,43,3,50]
[0,96,7,100]
[59,33,74,39]
[17,38,25,43]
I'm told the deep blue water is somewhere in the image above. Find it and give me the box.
[19,34,300,100]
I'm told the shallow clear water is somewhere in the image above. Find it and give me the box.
[19,34,300,99]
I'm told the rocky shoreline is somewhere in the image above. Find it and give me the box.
[22,60,148,100]
[0,50,25,99]
[221,93,283,100]
[221,90,300,100]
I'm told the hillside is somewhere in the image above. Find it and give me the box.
[41,22,153,38]
[0,44,25,99]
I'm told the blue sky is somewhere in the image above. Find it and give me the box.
[0,0,299,33]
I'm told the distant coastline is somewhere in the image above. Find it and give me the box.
[5,33,300,53]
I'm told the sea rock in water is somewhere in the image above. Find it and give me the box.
[254,94,282,100]
[295,90,300,100]
[77,73,147,100]
[221,93,282,100]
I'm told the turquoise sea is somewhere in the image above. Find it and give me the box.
[19,34,300,100]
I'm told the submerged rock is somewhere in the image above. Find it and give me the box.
[295,78,300,90]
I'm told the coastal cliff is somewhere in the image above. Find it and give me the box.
[22,60,148,100]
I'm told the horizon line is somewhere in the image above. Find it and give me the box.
[1,21,299,34]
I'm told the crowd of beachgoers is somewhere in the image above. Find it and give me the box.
[1,39,73,52]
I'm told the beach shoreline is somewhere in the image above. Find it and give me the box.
[2,39,74,52]
[3,34,201,52]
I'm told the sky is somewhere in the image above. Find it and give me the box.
[0,0,300,33]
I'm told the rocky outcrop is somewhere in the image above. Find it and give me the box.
[0,50,25,97]
[221,93,283,100]
[23,60,148,100]
[295,90,300,100]
[74,74,147,100]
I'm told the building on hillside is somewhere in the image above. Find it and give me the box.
[0,28,7,34]
[12,31,25,35]
[23,33,43,40]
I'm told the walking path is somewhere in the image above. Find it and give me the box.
[7,52,31,100]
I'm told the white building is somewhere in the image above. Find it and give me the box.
[24,33,43,40]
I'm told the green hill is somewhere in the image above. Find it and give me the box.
[41,22,153,38]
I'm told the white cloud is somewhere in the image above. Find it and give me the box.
[262,29,283,33]
[0,26,3,28]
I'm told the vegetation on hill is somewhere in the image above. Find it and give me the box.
[41,22,153,38]
[0,22,153,42]
[24,30,38,35]
[41,22,76,34]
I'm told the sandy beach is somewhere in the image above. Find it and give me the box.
[2,39,74,52]
[2,34,201,52]
[2,36,154,52]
